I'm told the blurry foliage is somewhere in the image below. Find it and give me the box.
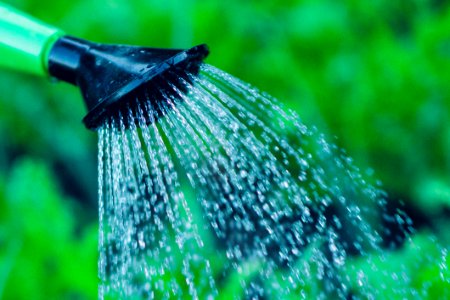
[345,233,450,299]
[0,0,449,299]
[0,159,97,299]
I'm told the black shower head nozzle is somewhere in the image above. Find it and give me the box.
[48,36,209,130]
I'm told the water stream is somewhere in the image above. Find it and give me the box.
[97,65,448,299]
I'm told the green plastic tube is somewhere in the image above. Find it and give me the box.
[0,2,64,76]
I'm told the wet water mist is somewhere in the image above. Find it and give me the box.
[97,65,447,299]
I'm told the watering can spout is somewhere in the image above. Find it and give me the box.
[48,36,209,130]
[0,2,209,130]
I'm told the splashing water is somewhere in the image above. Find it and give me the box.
[97,65,448,299]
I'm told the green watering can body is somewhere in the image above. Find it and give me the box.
[0,2,64,76]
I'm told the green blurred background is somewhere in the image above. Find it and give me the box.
[0,0,449,299]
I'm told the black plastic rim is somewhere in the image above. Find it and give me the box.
[48,36,209,130]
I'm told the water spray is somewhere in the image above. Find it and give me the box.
[1,3,446,299]
[0,2,208,130]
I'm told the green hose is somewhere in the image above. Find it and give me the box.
[0,2,64,76]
